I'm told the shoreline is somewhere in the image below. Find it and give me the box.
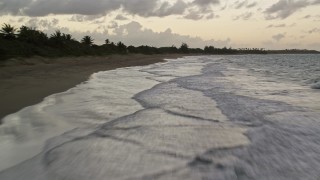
[0,54,183,121]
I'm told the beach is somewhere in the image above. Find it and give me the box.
[0,54,320,179]
[0,54,182,121]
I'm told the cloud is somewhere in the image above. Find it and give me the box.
[26,18,59,29]
[205,13,219,19]
[192,0,220,7]
[303,15,312,19]
[231,0,257,9]
[234,1,247,9]
[312,0,320,4]
[0,0,220,20]
[0,0,34,15]
[184,9,204,20]
[267,24,286,28]
[0,0,176,17]
[31,20,231,48]
[115,15,128,21]
[272,33,286,41]
[104,21,231,48]
[107,21,118,29]
[69,15,105,22]
[233,12,253,20]
[153,0,189,17]
[246,2,257,8]
[308,28,320,34]
[302,14,320,21]
[264,0,313,19]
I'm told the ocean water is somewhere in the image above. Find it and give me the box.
[0,55,319,180]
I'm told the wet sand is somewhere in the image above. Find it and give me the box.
[0,54,182,121]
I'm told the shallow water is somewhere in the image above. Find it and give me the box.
[0,55,319,180]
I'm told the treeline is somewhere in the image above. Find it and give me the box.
[267,49,320,54]
[0,23,319,61]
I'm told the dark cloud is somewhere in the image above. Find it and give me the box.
[192,0,220,7]
[264,0,313,19]
[0,0,175,17]
[0,0,220,20]
[153,0,188,17]
[24,0,121,16]
[115,15,128,21]
[272,33,286,41]
[184,10,204,20]
[312,0,320,4]
[122,0,157,16]
[0,0,33,15]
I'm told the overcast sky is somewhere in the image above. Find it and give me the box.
[0,0,319,50]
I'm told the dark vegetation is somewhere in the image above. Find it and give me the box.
[0,23,319,61]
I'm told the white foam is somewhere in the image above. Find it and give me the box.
[0,67,160,171]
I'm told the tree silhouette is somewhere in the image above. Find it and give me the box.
[117,41,127,53]
[0,23,16,39]
[49,30,65,46]
[204,46,215,54]
[180,43,189,53]
[0,22,315,61]
[64,34,73,41]
[18,26,48,44]
[50,30,62,39]
[81,36,94,46]
[105,39,110,44]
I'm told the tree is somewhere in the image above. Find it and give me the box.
[180,43,189,53]
[81,36,94,46]
[117,41,127,53]
[49,30,65,46]
[0,23,16,39]
[204,46,215,54]
[64,34,73,41]
[105,39,110,44]
[18,26,48,44]
[50,30,62,39]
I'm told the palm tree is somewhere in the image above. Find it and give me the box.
[50,30,62,39]
[17,26,48,45]
[65,34,73,41]
[81,36,94,46]
[0,23,17,39]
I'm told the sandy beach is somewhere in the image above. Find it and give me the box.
[0,54,182,121]
[0,55,320,179]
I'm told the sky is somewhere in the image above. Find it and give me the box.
[0,0,319,50]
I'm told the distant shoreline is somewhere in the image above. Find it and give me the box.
[0,54,183,121]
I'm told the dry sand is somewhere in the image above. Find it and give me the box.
[0,54,183,121]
